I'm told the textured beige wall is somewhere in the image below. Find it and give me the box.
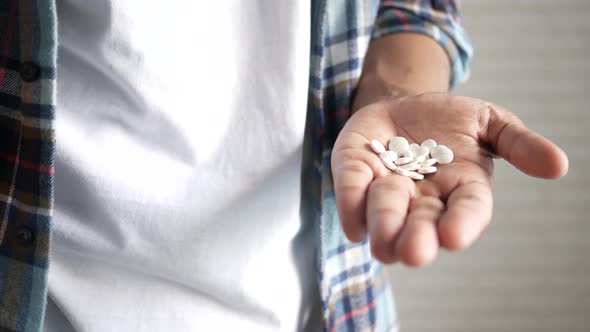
[387,1,590,331]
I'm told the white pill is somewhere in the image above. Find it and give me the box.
[395,168,412,177]
[379,152,398,171]
[417,146,430,157]
[399,149,413,158]
[421,158,438,167]
[401,163,421,171]
[394,156,414,165]
[388,137,409,154]
[370,140,386,154]
[414,155,426,163]
[421,139,437,151]
[418,166,437,174]
[410,145,429,158]
[386,150,398,161]
[408,171,425,180]
[431,145,454,164]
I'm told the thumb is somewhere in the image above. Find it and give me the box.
[481,103,569,179]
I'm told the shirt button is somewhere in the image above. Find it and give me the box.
[20,61,41,82]
[15,226,34,246]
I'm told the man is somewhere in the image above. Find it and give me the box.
[0,0,568,331]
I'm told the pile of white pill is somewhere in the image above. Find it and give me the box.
[369,137,454,180]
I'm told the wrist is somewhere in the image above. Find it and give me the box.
[352,73,415,112]
[352,33,452,112]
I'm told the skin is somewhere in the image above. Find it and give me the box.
[331,33,569,267]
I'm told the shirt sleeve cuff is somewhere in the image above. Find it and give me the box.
[371,1,474,88]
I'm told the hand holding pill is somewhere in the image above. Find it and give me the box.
[331,93,569,267]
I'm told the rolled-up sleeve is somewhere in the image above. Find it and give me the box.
[372,0,473,87]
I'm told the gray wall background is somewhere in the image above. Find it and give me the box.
[387,0,590,331]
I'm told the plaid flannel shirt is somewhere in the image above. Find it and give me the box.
[0,1,471,331]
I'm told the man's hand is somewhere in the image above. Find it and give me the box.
[331,93,569,266]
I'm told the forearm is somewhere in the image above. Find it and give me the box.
[353,33,452,111]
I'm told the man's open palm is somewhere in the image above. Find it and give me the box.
[331,93,568,266]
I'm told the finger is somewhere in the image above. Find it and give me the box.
[438,181,493,250]
[367,174,414,263]
[395,196,444,267]
[332,158,374,242]
[481,103,569,179]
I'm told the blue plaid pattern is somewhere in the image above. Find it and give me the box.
[0,1,471,331]
[0,0,57,331]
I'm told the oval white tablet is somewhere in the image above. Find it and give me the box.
[388,137,409,154]
[409,143,421,156]
[386,150,399,161]
[379,151,392,162]
[421,139,437,151]
[379,152,398,171]
[418,166,437,174]
[421,158,437,167]
[431,145,454,164]
[370,140,386,154]
[417,146,430,157]
[394,156,413,165]
[408,171,425,180]
[395,168,411,177]
[399,149,413,159]
[401,163,420,171]
[414,155,426,163]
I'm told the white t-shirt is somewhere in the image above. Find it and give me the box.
[45,1,320,331]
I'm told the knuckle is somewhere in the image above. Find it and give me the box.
[334,159,370,175]
[368,207,403,224]
[334,160,373,186]
[410,196,444,211]
[369,178,400,193]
